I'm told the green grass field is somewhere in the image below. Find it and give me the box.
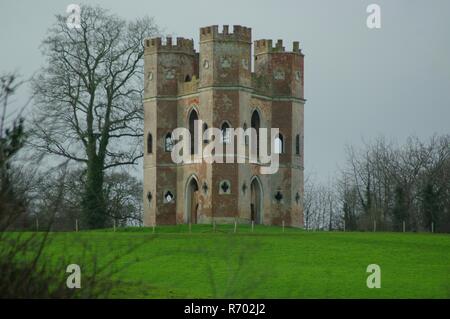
[13,225,450,298]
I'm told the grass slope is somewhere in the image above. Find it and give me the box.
[19,225,450,298]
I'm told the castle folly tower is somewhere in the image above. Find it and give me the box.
[143,25,305,227]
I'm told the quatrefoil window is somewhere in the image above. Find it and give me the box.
[164,191,174,203]
[219,180,231,195]
[275,191,283,203]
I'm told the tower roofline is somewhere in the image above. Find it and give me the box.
[254,39,303,56]
[144,37,196,55]
[200,25,252,43]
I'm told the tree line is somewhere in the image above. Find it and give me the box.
[304,135,450,233]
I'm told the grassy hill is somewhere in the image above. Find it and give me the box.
[11,225,450,298]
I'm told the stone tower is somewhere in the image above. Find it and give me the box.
[143,25,305,227]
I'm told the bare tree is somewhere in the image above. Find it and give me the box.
[104,171,143,226]
[338,135,450,232]
[30,6,160,228]
[303,174,316,230]
[304,174,341,231]
[0,73,28,229]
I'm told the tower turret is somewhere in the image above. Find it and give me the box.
[144,37,197,98]
[254,39,304,98]
[199,25,252,88]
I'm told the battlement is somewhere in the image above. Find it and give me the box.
[254,39,302,55]
[200,25,251,43]
[144,37,196,55]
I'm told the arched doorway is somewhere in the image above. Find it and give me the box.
[185,176,199,224]
[250,177,263,224]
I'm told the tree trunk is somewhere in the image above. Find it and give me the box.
[82,157,107,229]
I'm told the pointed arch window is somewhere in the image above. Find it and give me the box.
[274,134,284,154]
[147,133,153,154]
[203,123,209,143]
[221,122,231,144]
[243,122,249,145]
[251,111,261,155]
[165,132,174,152]
[188,109,199,155]
[295,134,300,155]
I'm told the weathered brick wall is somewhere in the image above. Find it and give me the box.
[143,25,305,227]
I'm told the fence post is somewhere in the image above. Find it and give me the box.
[282,220,285,233]
[113,219,116,232]
[251,220,254,233]
[403,221,405,233]
[152,224,155,234]
[234,220,237,233]
[36,216,39,232]
[75,219,79,232]
[213,220,216,232]
[431,222,434,233]
[343,220,346,232]
[373,220,376,232]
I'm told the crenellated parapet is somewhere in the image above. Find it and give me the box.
[253,38,304,98]
[144,27,303,98]
[200,25,251,43]
[254,39,303,55]
[144,37,196,55]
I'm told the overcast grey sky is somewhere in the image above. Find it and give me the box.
[1,0,449,182]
